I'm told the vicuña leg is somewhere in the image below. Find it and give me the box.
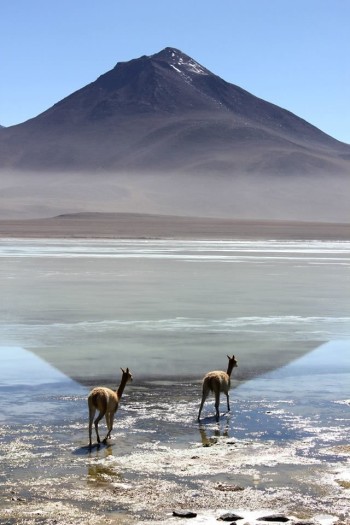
[198,384,210,420]
[88,406,96,448]
[104,411,114,442]
[226,392,230,412]
[94,410,107,444]
[214,389,220,422]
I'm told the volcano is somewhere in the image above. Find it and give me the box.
[1,47,349,174]
[0,48,349,221]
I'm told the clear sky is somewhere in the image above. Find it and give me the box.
[1,0,349,144]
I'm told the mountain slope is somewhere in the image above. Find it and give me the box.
[1,47,349,174]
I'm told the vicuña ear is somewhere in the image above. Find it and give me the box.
[121,367,125,373]
[126,367,129,373]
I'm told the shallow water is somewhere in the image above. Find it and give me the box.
[1,342,350,524]
[1,239,350,523]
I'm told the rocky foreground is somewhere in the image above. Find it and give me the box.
[2,427,350,525]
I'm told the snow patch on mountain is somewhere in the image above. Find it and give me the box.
[174,54,208,75]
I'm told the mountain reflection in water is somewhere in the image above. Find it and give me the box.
[1,340,349,430]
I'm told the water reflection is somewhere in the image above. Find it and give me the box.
[0,346,86,425]
[1,340,349,446]
[235,340,350,403]
[87,447,122,485]
[1,346,79,388]
[227,340,350,445]
[198,420,230,447]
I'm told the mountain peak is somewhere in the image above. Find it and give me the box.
[151,47,184,59]
[1,46,349,181]
[150,47,209,76]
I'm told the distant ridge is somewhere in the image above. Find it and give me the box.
[0,213,349,240]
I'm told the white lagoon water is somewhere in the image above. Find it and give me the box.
[1,238,350,380]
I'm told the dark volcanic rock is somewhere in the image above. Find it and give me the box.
[215,483,244,492]
[218,512,244,521]
[257,514,290,522]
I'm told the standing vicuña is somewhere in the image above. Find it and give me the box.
[198,355,238,421]
[88,367,133,449]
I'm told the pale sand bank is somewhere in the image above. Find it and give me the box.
[0,212,350,239]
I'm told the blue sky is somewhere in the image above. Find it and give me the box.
[1,0,349,143]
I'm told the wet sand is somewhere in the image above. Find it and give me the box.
[0,212,350,240]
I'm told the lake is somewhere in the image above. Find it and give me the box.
[0,238,349,524]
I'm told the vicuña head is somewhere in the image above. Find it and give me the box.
[88,367,133,449]
[198,354,237,422]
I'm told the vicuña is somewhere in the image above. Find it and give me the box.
[198,355,238,421]
[88,367,133,449]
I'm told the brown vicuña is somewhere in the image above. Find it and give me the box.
[88,367,133,448]
[198,355,238,421]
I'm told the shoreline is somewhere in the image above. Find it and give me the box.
[0,213,350,240]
